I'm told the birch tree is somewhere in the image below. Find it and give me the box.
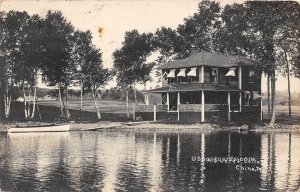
[0,11,32,119]
[84,47,110,120]
[113,29,154,117]
[124,30,153,104]
[71,30,95,119]
[12,14,44,119]
[41,11,74,119]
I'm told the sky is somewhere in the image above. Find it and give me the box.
[1,0,299,94]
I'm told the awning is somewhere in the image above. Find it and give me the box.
[253,91,261,100]
[244,91,250,99]
[177,68,186,77]
[167,69,176,78]
[187,67,197,76]
[147,83,241,93]
[226,68,236,77]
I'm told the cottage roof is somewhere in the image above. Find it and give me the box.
[159,52,256,69]
[147,83,241,93]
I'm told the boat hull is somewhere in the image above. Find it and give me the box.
[8,124,70,133]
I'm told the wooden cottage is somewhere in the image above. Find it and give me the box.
[137,51,262,123]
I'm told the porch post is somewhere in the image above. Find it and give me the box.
[260,96,263,121]
[228,92,231,121]
[154,105,156,122]
[239,66,242,112]
[201,90,205,123]
[145,93,149,105]
[166,92,170,111]
[177,92,180,121]
[201,65,204,83]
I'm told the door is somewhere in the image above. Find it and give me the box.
[169,92,177,111]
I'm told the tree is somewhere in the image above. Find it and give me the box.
[212,3,252,56]
[153,27,181,63]
[0,11,6,120]
[274,2,300,118]
[0,11,32,119]
[71,30,95,118]
[176,1,221,57]
[12,13,44,119]
[153,27,181,81]
[113,30,154,118]
[85,47,111,120]
[41,11,75,119]
[245,1,300,125]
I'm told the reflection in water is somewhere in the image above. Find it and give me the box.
[0,130,299,191]
[200,133,205,186]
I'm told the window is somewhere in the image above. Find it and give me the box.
[249,69,255,83]
[162,71,168,85]
[211,68,218,83]
[187,67,197,82]
[177,68,187,83]
[226,68,236,83]
[167,69,176,84]
[249,69,255,77]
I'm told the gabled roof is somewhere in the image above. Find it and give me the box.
[148,83,241,93]
[159,51,256,69]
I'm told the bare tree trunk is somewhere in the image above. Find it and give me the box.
[126,89,129,119]
[27,88,31,117]
[4,85,11,119]
[22,81,28,119]
[133,83,137,104]
[267,74,270,118]
[30,74,37,119]
[0,82,4,121]
[58,84,64,117]
[65,86,70,119]
[92,87,101,120]
[36,97,42,120]
[270,70,276,125]
[80,81,83,119]
[284,50,292,117]
[4,94,7,118]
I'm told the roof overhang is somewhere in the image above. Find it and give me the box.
[158,51,257,70]
[147,83,242,93]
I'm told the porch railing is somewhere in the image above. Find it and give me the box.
[135,104,154,112]
[135,104,168,113]
[134,103,260,122]
[179,104,201,112]
[156,104,168,112]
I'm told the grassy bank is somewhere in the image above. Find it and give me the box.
[2,101,132,123]
[38,99,135,114]
[0,101,299,132]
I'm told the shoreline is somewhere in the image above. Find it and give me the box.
[1,121,300,133]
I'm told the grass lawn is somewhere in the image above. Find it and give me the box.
[39,99,136,114]
[4,100,137,122]
[262,104,300,116]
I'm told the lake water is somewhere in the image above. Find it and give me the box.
[0,129,299,191]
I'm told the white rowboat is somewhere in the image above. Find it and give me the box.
[8,124,70,133]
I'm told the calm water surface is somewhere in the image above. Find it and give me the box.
[0,129,299,191]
